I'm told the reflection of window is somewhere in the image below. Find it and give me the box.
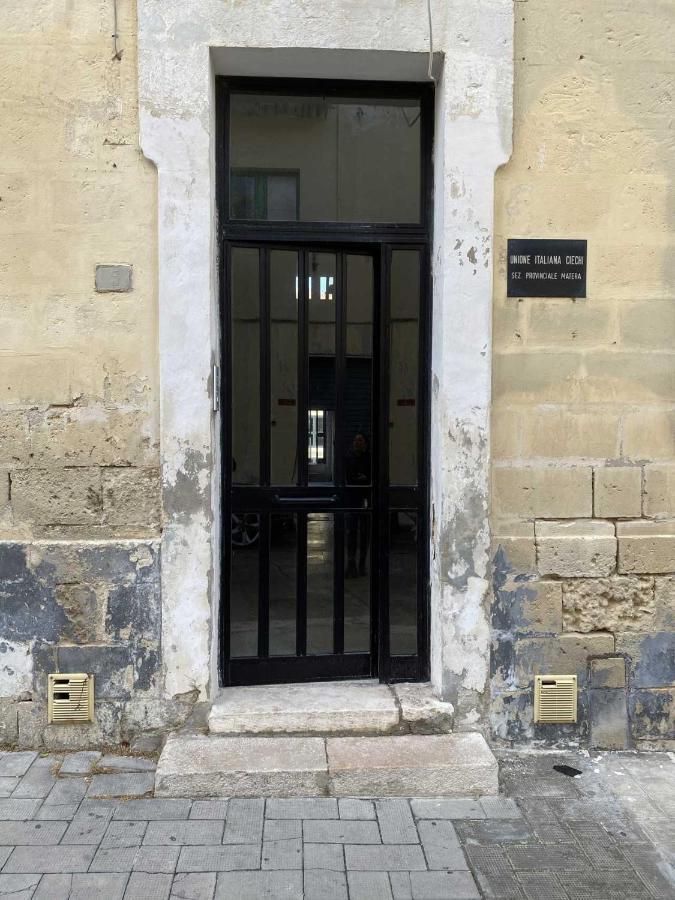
[295,275,335,301]
[309,274,334,301]
[231,169,299,221]
[308,409,326,464]
[229,93,423,223]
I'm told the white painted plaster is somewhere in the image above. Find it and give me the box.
[0,640,33,698]
[137,0,513,714]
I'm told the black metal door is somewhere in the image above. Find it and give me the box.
[222,240,428,686]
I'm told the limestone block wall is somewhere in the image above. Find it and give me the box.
[490,0,675,747]
[0,1,188,747]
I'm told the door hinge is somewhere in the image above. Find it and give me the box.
[212,364,220,413]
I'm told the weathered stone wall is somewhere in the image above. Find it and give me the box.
[0,1,187,747]
[491,1,675,748]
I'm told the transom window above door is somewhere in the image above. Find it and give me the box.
[228,92,423,223]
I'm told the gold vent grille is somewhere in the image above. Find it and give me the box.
[48,673,94,725]
[534,675,577,724]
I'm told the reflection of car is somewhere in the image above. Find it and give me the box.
[231,513,260,547]
[231,513,296,548]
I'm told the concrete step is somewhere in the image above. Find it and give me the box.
[208,680,454,736]
[155,732,497,798]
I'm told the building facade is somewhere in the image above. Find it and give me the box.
[0,0,673,750]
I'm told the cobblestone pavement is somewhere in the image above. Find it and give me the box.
[0,748,672,898]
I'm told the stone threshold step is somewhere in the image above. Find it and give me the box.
[155,733,497,798]
[209,680,453,736]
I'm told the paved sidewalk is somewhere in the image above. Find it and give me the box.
[0,748,672,898]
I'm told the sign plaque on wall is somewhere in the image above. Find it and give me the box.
[507,239,587,298]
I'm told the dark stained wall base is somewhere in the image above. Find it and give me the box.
[490,547,675,750]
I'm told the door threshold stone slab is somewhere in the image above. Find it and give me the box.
[155,736,328,798]
[327,733,498,797]
[209,680,399,736]
[208,680,453,736]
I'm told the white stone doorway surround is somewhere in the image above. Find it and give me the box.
[137,1,514,727]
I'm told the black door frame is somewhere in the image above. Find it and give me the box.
[216,77,434,687]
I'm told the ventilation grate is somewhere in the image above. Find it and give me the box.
[534,675,577,724]
[48,673,94,725]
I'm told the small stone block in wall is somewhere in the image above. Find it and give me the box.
[590,657,626,689]
[643,465,675,518]
[562,577,655,634]
[654,578,675,630]
[514,633,615,689]
[95,264,132,292]
[589,689,629,750]
[520,581,563,634]
[491,521,537,574]
[617,520,675,574]
[593,467,642,519]
[493,467,592,519]
[536,519,616,577]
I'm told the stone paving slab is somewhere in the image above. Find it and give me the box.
[101,819,148,848]
[37,804,82,825]
[0,778,19,798]
[177,844,261,872]
[98,754,158,772]
[113,799,192,820]
[348,870,393,899]
[4,845,96,873]
[304,868,348,899]
[304,843,345,871]
[87,772,155,798]
[170,872,217,899]
[0,753,37,778]
[214,869,303,899]
[0,820,66,845]
[303,819,381,844]
[144,819,224,845]
[59,751,102,776]
[12,756,58,799]
[0,799,41,820]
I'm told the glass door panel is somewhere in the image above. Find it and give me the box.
[226,242,426,684]
[307,252,337,484]
[231,247,261,485]
[270,250,299,485]
[389,250,420,486]
[306,512,335,655]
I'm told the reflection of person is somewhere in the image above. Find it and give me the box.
[345,433,371,578]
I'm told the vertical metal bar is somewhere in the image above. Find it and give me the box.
[257,248,271,660]
[220,239,233,683]
[296,512,308,656]
[333,512,345,654]
[417,244,431,675]
[376,244,391,678]
[260,248,271,487]
[332,252,346,656]
[297,250,308,488]
[296,249,309,657]
[258,512,270,658]
[334,252,346,489]
[216,82,230,686]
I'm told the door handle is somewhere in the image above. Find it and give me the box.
[273,494,338,504]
